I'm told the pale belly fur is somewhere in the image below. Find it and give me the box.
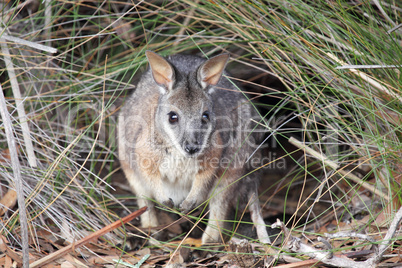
[158,152,201,206]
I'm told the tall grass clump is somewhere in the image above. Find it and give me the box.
[0,0,400,265]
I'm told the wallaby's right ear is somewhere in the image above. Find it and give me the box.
[145,51,175,93]
[198,53,229,90]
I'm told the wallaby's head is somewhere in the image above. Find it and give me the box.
[145,51,229,157]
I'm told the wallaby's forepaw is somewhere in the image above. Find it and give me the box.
[162,198,174,208]
[180,199,197,214]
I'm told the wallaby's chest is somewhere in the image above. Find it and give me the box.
[158,153,201,205]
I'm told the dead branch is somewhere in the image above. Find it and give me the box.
[325,231,376,243]
[273,219,367,268]
[369,205,402,265]
[272,205,402,268]
[30,206,147,268]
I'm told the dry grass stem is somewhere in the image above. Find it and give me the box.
[0,32,57,53]
[0,83,29,267]
[326,52,402,103]
[288,137,390,201]
[0,37,37,167]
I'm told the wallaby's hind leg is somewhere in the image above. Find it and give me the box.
[248,191,271,244]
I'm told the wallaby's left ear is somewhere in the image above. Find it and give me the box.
[146,50,175,93]
[198,53,229,89]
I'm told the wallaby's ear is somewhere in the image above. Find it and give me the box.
[146,51,175,92]
[198,53,229,89]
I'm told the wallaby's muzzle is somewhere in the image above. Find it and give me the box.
[183,140,202,155]
[184,143,200,155]
[183,131,204,156]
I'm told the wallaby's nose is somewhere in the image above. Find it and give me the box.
[185,144,200,155]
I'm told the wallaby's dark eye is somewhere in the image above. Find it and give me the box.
[168,111,178,124]
[202,111,210,122]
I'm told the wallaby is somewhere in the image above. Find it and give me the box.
[118,51,270,245]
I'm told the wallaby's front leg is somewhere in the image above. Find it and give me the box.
[201,187,229,244]
[180,175,211,213]
[151,176,174,208]
[126,172,160,228]
[135,180,173,228]
[137,197,158,228]
[124,168,172,227]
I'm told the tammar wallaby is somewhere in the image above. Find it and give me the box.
[118,51,270,244]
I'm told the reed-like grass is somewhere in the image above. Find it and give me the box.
[0,0,400,266]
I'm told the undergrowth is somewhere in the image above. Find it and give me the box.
[0,0,400,266]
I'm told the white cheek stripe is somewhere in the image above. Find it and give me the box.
[162,119,187,156]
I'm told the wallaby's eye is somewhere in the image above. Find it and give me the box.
[168,111,179,124]
[202,111,210,123]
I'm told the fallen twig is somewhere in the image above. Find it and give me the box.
[387,23,402,34]
[370,205,402,265]
[325,231,376,244]
[273,219,368,268]
[30,206,147,268]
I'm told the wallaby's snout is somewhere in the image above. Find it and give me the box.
[183,130,204,155]
[181,111,215,156]
[184,142,200,155]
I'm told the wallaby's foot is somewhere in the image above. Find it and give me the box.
[201,227,225,245]
[162,198,174,208]
[180,198,198,214]
[256,225,271,244]
[201,236,221,245]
